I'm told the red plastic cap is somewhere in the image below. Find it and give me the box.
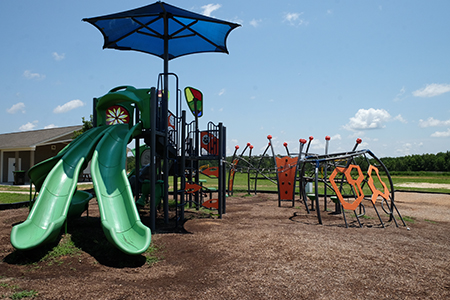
[283,142,288,147]
[300,139,307,144]
[267,135,272,140]
[309,136,314,141]
[325,136,331,141]
[247,142,251,146]
[356,138,362,144]
[235,145,239,149]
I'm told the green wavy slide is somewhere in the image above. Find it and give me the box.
[11,124,151,255]
[10,126,110,250]
[91,123,151,255]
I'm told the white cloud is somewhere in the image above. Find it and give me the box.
[19,120,38,131]
[44,124,58,129]
[7,102,26,114]
[419,117,450,128]
[283,12,308,26]
[431,128,450,138]
[310,134,342,151]
[412,83,450,98]
[311,140,325,151]
[331,134,342,140]
[218,88,225,96]
[393,114,407,123]
[250,19,262,27]
[326,9,333,15]
[359,141,369,148]
[343,108,391,131]
[23,70,46,80]
[284,12,300,23]
[231,17,243,26]
[393,86,406,101]
[395,142,424,156]
[53,99,85,114]
[348,131,365,139]
[52,52,65,61]
[201,4,221,17]
[396,143,412,156]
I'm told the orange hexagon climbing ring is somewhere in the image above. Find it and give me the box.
[329,165,365,211]
[367,165,390,204]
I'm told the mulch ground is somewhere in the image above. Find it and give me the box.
[1,191,450,299]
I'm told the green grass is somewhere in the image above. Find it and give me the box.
[0,193,30,204]
[1,281,37,299]
[0,185,35,192]
[0,183,93,204]
[185,205,220,218]
[425,219,437,224]
[144,244,161,265]
[10,290,38,299]
[391,176,450,193]
[41,234,81,266]
[401,216,415,224]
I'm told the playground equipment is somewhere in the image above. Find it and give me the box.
[10,2,237,255]
[11,83,229,254]
[300,146,407,228]
[228,135,408,229]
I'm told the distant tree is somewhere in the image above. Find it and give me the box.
[126,156,136,173]
[379,151,450,173]
[73,115,94,138]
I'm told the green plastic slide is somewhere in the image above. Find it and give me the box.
[27,128,104,192]
[10,126,110,250]
[68,190,94,219]
[91,123,151,255]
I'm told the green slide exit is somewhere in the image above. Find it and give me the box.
[91,123,151,255]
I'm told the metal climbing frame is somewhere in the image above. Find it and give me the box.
[299,149,408,228]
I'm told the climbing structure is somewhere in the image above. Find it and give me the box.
[228,134,408,229]
[299,140,407,228]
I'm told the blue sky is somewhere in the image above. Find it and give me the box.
[1,1,449,158]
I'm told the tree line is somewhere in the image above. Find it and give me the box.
[378,151,450,173]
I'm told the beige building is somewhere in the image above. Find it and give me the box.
[0,126,81,183]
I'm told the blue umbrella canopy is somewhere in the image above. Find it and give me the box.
[83,1,240,61]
